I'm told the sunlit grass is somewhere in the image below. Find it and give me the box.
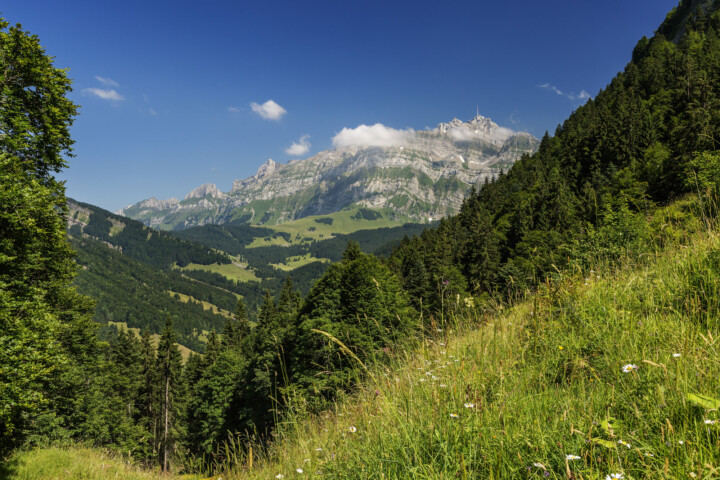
[266,207,409,243]
[271,254,330,271]
[177,262,260,283]
[220,228,720,479]
[1,446,198,480]
[167,290,234,318]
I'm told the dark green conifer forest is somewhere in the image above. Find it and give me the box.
[3,0,720,474]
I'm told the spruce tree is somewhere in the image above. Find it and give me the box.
[156,316,182,472]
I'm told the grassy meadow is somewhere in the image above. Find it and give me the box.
[210,223,720,479]
[0,447,198,480]
[264,207,413,244]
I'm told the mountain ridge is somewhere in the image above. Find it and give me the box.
[118,115,538,230]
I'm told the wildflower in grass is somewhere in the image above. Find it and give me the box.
[678,440,684,445]
[605,474,623,480]
[558,345,564,350]
[349,426,357,433]
[296,468,303,473]
[690,473,697,478]
[617,439,631,448]
[621,364,639,373]
[315,448,323,451]
[450,413,459,418]
[672,353,681,358]
[704,419,716,425]
[276,475,284,479]
[464,403,475,408]
[566,454,581,460]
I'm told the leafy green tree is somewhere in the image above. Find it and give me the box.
[0,18,96,452]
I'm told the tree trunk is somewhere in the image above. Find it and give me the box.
[163,368,170,472]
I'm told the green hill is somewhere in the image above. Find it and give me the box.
[217,210,720,479]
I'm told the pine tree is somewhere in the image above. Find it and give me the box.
[222,297,251,349]
[156,316,182,472]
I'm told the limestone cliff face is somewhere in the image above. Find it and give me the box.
[118,116,539,230]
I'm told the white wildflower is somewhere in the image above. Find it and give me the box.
[621,364,639,373]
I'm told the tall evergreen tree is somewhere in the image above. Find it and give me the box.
[156,316,183,472]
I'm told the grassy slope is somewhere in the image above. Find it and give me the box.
[263,207,413,244]
[0,447,201,480]
[178,262,260,283]
[224,224,720,478]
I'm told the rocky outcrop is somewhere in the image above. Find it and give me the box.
[120,115,539,230]
[184,183,226,200]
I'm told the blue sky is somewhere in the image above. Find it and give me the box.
[3,0,679,211]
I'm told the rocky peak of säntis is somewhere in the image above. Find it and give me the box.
[118,114,540,230]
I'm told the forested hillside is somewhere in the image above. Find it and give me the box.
[68,201,431,349]
[390,0,720,311]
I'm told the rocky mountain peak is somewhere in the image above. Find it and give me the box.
[120,113,539,230]
[184,183,226,200]
[256,158,277,178]
[435,115,513,146]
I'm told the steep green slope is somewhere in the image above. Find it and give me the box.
[68,199,229,269]
[70,235,234,352]
[67,200,244,351]
[226,216,720,479]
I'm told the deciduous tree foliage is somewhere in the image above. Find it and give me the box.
[0,18,96,452]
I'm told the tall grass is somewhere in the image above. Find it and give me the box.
[217,207,720,479]
[0,446,200,480]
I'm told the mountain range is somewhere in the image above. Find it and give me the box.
[118,115,538,230]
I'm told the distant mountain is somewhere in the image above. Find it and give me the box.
[118,115,539,230]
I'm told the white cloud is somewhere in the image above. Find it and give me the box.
[570,90,590,101]
[332,123,415,148]
[539,83,592,102]
[148,108,158,116]
[447,125,514,144]
[539,83,564,96]
[227,106,241,113]
[250,99,286,120]
[285,135,311,156]
[84,88,124,101]
[95,75,119,87]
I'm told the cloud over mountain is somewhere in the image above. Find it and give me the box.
[285,135,311,155]
[332,123,414,148]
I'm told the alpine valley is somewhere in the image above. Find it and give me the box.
[118,115,539,230]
